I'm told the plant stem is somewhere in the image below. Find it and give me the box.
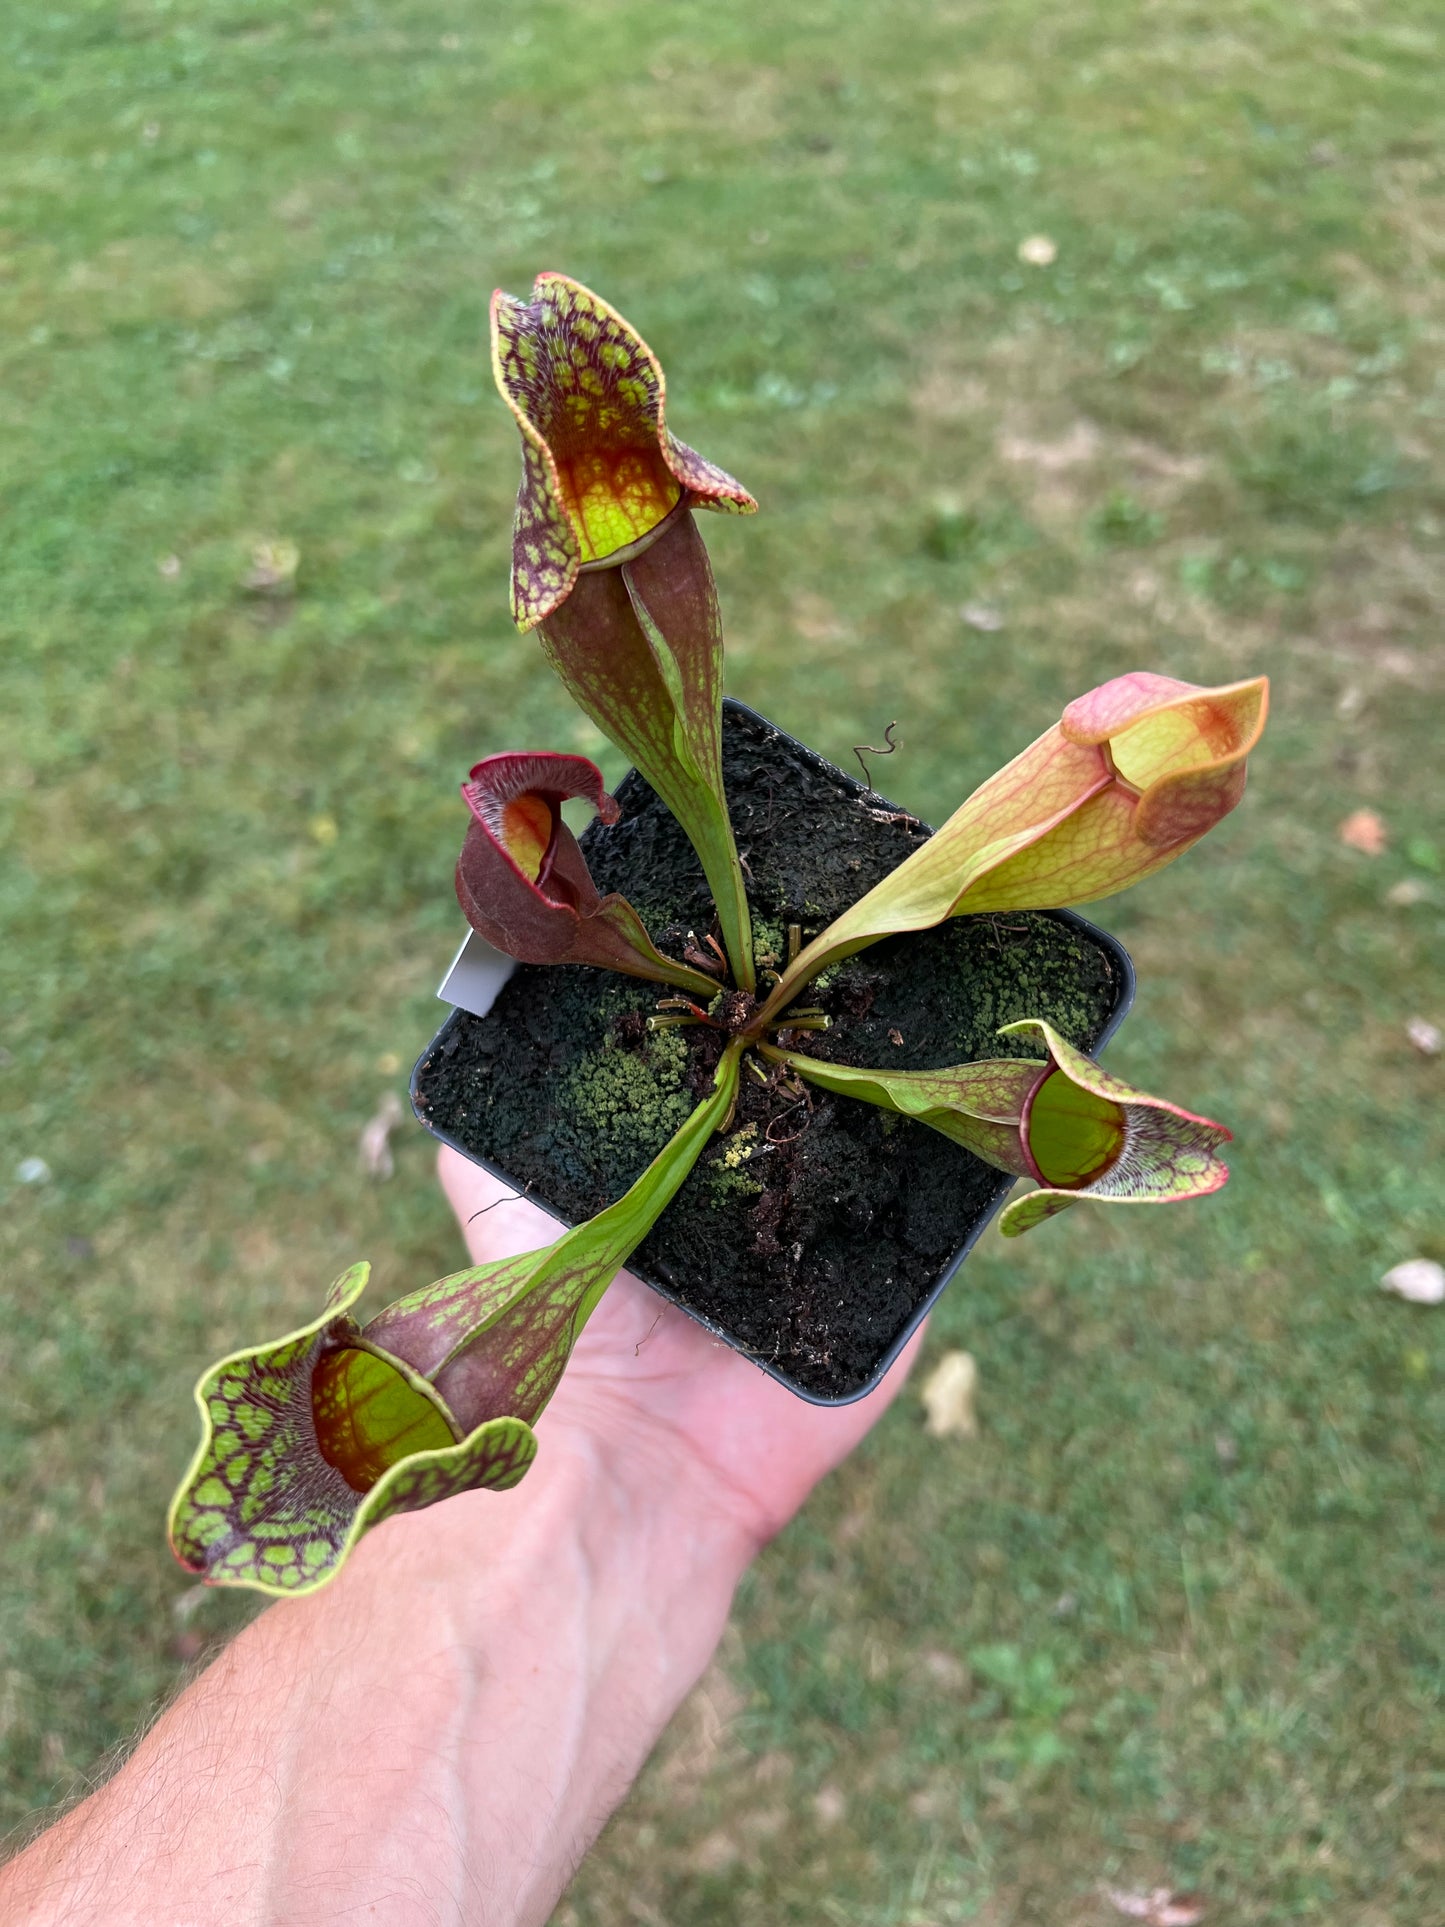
[748,941,834,1034]
[690,813,756,995]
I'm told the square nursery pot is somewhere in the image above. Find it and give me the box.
[412,699,1135,1406]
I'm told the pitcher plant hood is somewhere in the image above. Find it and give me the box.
[492,272,756,630]
[166,1262,538,1598]
[455,751,719,996]
[757,671,1268,1019]
[170,1046,743,1596]
[765,1017,1232,1237]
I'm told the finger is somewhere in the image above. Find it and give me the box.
[437,1145,568,1263]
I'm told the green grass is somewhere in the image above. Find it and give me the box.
[2,0,1442,1918]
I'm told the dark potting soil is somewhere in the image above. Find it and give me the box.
[412,702,1128,1401]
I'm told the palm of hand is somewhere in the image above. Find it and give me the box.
[439,1148,921,1547]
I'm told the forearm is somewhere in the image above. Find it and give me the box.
[1,1432,757,1927]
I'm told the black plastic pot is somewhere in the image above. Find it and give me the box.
[412,700,1134,1406]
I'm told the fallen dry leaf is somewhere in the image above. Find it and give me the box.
[659,1656,747,1792]
[242,538,300,595]
[1337,808,1387,856]
[171,1582,210,1660]
[813,1785,846,1826]
[1380,1259,1445,1306]
[1406,1017,1441,1056]
[1018,234,1057,266]
[1119,437,1207,483]
[1335,683,1365,719]
[692,1830,740,1874]
[998,420,1099,471]
[921,1350,978,1438]
[961,601,1005,632]
[920,1648,967,1686]
[1103,1887,1207,1926]
[358,1091,405,1180]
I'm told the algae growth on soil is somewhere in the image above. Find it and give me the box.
[413,703,1128,1399]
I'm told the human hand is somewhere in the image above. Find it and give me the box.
[437,1145,924,1553]
[0,1154,921,1927]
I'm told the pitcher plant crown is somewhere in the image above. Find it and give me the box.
[170,270,1270,1589]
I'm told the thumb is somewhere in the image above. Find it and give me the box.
[437,1145,567,1265]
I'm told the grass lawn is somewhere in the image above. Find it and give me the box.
[2,0,1442,1918]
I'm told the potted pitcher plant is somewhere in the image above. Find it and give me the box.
[171,274,1268,1597]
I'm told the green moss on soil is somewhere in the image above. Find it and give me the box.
[561,1028,691,1146]
[749,914,789,974]
[706,1125,767,1207]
